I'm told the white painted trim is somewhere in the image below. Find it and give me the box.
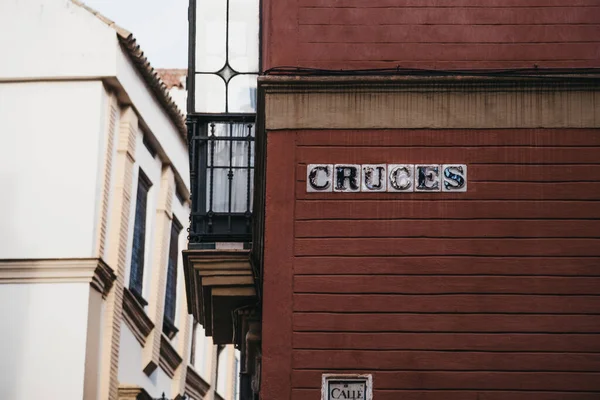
[0,258,115,297]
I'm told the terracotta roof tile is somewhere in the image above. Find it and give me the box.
[157,69,187,90]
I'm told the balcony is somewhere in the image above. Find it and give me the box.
[187,115,255,246]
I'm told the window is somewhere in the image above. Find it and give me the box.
[216,345,227,396]
[129,169,152,305]
[192,0,259,114]
[189,120,255,244]
[163,217,183,339]
[190,322,198,365]
[233,354,240,400]
[187,0,259,244]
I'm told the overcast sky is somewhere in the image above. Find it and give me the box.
[83,0,188,68]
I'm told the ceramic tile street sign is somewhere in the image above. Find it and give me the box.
[307,164,467,193]
[322,374,373,400]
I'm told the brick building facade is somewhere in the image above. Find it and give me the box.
[185,1,600,399]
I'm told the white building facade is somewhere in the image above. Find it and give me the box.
[0,1,238,399]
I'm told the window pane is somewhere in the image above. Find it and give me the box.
[164,220,182,325]
[130,170,151,297]
[249,168,254,210]
[231,123,250,167]
[195,75,226,113]
[210,123,231,167]
[228,74,257,113]
[231,169,249,212]
[210,137,230,167]
[195,0,227,72]
[207,168,230,212]
[213,123,229,137]
[228,0,259,73]
[217,346,228,395]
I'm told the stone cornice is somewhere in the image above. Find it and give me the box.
[182,249,254,326]
[117,385,152,400]
[259,74,600,93]
[92,259,117,298]
[0,258,116,298]
[122,287,154,346]
[159,333,183,378]
[185,366,210,399]
[259,74,600,130]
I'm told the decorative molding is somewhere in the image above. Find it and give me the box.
[100,105,138,400]
[261,74,600,91]
[0,258,115,297]
[182,250,253,323]
[92,259,117,298]
[122,288,154,346]
[159,334,183,379]
[185,366,210,400]
[95,93,119,258]
[118,385,152,400]
[260,75,600,130]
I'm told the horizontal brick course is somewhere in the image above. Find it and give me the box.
[264,1,600,69]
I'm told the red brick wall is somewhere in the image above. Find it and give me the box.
[262,0,600,70]
[261,129,600,400]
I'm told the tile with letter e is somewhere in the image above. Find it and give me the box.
[415,164,441,192]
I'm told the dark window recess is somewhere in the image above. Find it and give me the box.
[129,169,152,306]
[187,117,255,245]
[163,217,183,339]
[142,134,157,158]
[190,321,198,366]
[175,187,186,205]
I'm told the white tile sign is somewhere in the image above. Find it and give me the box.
[307,164,467,193]
[322,374,373,400]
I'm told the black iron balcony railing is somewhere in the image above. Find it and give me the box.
[187,114,255,245]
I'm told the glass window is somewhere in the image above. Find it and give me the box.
[216,345,228,396]
[205,123,254,214]
[195,0,227,73]
[188,0,259,242]
[163,217,183,338]
[233,354,240,400]
[193,0,259,113]
[129,169,152,305]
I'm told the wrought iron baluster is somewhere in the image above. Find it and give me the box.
[227,122,234,232]
[208,123,216,233]
[246,123,253,214]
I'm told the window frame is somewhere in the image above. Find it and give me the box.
[129,168,152,306]
[163,216,183,339]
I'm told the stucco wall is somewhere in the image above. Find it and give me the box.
[0,0,117,80]
[117,322,174,398]
[0,80,106,259]
[0,283,93,400]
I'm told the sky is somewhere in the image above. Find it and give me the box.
[83,0,188,68]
